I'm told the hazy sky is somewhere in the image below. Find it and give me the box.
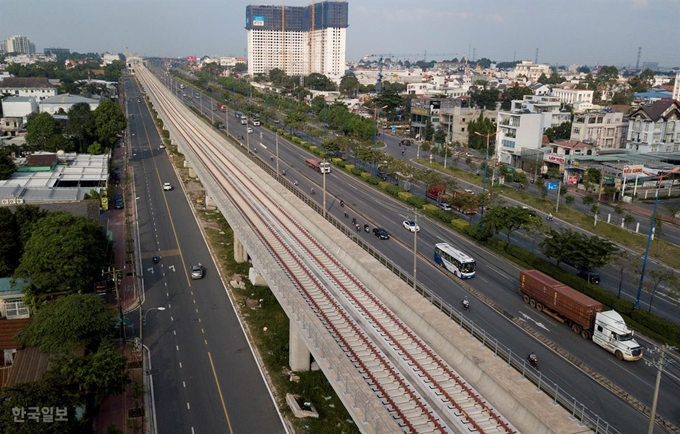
[2,0,680,67]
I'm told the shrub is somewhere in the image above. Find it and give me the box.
[398,191,415,201]
[405,196,426,208]
[350,167,363,176]
[384,185,401,196]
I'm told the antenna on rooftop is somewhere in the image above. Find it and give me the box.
[534,48,539,64]
[635,46,642,71]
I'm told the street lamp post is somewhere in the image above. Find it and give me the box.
[635,166,680,309]
[473,130,498,218]
[322,166,327,218]
[276,134,280,178]
[373,105,388,176]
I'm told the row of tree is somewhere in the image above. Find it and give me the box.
[23,99,126,155]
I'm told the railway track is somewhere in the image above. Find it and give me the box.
[136,65,517,434]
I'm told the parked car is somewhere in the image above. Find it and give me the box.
[113,193,124,209]
[438,202,452,211]
[159,144,165,149]
[247,127,253,133]
[577,269,601,284]
[163,182,173,191]
[402,220,420,233]
[372,227,390,240]
[191,264,205,280]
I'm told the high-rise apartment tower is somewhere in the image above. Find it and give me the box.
[246,1,348,78]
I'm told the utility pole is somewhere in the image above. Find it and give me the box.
[645,345,676,434]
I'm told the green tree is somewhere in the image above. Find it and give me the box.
[644,269,676,313]
[92,99,126,147]
[478,206,536,249]
[544,121,572,142]
[0,208,19,276]
[14,212,111,301]
[467,112,496,154]
[540,228,582,268]
[611,91,633,105]
[14,205,48,252]
[24,112,67,152]
[0,152,17,180]
[46,340,129,405]
[16,294,117,353]
[469,86,499,110]
[0,379,84,434]
[501,84,534,110]
[87,142,106,155]
[304,72,337,91]
[65,102,95,153]
[284,112,306,130]
[564,195,575,207]
[567,233,618,271]
[339,74,360,96]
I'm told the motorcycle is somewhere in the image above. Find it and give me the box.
[152,255,159,264]
[547,214,553,222]
[527,353,539,370]
[462,297,470,311]
[355,223,361,231]
[282,169,286,176]
[364,224,369,233]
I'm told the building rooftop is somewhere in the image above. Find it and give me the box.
[40,94,99,105]
[0,77,54,89]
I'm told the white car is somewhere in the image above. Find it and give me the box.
[163,182,173,191]
[159,144,165,149]
[247,127,253,133]
[464,188,475,194]
[438,202,452,211]
[402,220,420,233]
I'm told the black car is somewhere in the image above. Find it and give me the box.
[372,227,390,240]
[113,193,124,209]
[400,139,412,146]
[577,269,600,284]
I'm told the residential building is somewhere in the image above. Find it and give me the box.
[551,88,593,105]
[512,60,551,82]
[246,1,348,78]
[39,94,100,115]
[0,77,57,101]
[0,278,31,320]
[438,97,498,145]
[43,47,70,57]
[495,95,571,166]
[0,96,39,125]
[626,99,680,153]
[0,117,22,137]
[570,110,628,149]
[530,83,551,96]
[5,35,34,55]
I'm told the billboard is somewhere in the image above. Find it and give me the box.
[253,15,265,26]
[187,56,197,63]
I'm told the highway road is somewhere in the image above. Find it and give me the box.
[123,72,286,434]
[159,69,680,434]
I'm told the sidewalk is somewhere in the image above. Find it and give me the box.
[95,111,142,433]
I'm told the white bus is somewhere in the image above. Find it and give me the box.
[434,243,476,278]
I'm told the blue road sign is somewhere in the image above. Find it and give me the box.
[391,126,397,132]
[546,181,559,191]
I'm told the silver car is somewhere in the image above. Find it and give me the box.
[191,264,204,279]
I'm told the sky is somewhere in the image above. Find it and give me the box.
[2,0,680,68]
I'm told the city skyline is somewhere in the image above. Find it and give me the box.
[2,0,680,68]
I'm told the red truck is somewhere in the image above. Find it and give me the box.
[426,183,452,204]
[519,270,642,361]
[217,103,226,113]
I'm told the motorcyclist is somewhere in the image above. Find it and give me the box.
[310,187,315,195]
[364,224,369,232]
[528,352,538,367]
[352,217,357,225]
[547,213,553,221]
[462,296,469,310]
[340,200,344,207]
[282,169,286,176]
[153,255,159,264]
[293,179,299,186]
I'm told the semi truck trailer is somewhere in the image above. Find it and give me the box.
[519,270,642,361]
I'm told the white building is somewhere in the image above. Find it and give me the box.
[673,71,680,102]
[39,94,100,115]
[0,77,57,101]
[570,111,628,149]
[246,1,348,78]
[495,95,571,166]
[0,96,39,125]
[100,53,120,66]
[626,100,680,153]
[512,60,552,82]
[551,88,594,105]
[5,35,34,55]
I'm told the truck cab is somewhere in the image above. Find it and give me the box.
[592,311,643,361]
